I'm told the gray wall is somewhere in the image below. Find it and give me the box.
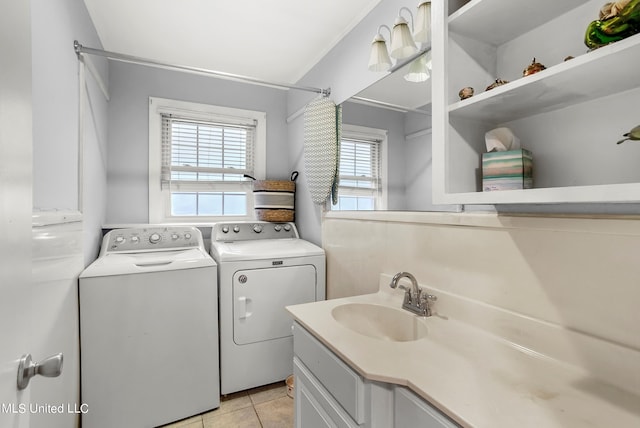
[106,62,290,224]
[32,0,108,264]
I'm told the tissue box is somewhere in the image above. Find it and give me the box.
[482,149,533,191]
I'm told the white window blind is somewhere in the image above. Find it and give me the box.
[161,114,256,189]
[149,97,266,222]
[335,136,382,210]
[339,137,381,194]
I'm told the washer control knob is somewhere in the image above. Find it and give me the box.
[184,233,192,240]
[233,225,240,233]
[171,233,179,240]
[221,226,229,234]
[115,236,125,244]
[149,233,161,244]
[283,224,292,232]
[131,236,140,243]
[253,224,263,233]
[274,225,282,232]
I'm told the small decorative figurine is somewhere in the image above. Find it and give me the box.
[458,87,474,100]
[600,0,632,19]
[485,78,509,91]
[585,0,640,49]
[616,124,640,144]
[523,58,547,76]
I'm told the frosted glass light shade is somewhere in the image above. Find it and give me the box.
[404,54,430,82]
[390,16,418,59]
[414,1,432,44]
[368,35,392,72]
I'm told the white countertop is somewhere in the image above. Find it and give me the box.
[287,287,640,428]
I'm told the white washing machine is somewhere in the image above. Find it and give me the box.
[79,226,219,428]
[210,221,325,395]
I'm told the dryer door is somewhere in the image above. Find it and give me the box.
[233,265,316,345]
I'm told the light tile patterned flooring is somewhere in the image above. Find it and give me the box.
[160,381,293,428]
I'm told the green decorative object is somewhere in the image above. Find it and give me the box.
[616,124,640,144]
[585,0,640,49]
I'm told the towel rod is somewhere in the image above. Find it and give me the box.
[74,40,330,97]
[349,96,431,115]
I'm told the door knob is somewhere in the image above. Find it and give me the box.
[17,353,63,390]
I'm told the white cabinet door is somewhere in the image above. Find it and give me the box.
[0,2,33,427]
[394,387,458,428]
[297,382,336,428]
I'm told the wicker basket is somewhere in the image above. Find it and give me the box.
[251,172,297,222]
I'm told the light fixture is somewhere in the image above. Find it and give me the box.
[368,25,392,72]
[368,3,432,80]
[404,53,430,82]
[390,7,418,59]
[414,1,432,44]
[403,51,431,82]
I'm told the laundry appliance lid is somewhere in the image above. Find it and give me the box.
[210,238,324,262]
[80,247,216,278]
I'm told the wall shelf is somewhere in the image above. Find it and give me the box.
[448,0,589,46]
[432,0,640,205]
[448,34,640,122]
[439,183,640,205]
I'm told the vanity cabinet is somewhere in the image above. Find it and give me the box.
[293,322,458,428]
[432,0,640,204]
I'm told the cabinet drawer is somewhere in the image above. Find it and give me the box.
[293,322,365,424]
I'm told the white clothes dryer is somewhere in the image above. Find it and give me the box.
[210,221,325,395]
[79,226,219,428]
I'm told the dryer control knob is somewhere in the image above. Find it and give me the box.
[184,233,192,240]
[131,236,140,243]
[253,224,263,233]
[171,233,179,240]
[283,224,292,232]
[115,236,125,244]
[233,225,240,233]
[274,225,282,232]
[221,226,229,234]
[149,233,161,244]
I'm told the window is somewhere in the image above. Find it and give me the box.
[149,97,266,222]
[333,125,387,211]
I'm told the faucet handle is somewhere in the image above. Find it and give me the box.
[420,293,437,307]
[423,294,437,302]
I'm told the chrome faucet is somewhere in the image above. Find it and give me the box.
[389,272,437,317]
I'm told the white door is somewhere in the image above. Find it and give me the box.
[0,1,34,427]
[31,214,83,428]
[233,265,317,344]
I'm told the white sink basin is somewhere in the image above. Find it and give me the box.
[331,303,428,342]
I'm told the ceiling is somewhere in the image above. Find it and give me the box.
[82,0,383,85]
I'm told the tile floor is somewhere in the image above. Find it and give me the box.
[160,381,293,428]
